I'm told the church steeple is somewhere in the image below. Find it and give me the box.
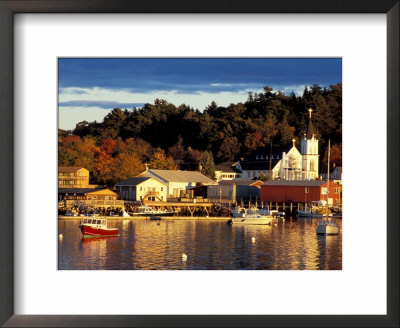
[301,108,319,180]
[306,107,314,139]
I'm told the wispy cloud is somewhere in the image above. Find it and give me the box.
[59,100,144,109]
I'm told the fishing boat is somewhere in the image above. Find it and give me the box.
[228,207,274,225]
[316,140,340,235]
[79,218,119,237]
[130,205,175,216]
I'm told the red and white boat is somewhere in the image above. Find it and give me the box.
[79,218,119,238]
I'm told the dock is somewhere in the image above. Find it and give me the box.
[138,200,215,216]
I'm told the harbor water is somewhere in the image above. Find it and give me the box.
[58,217,342,270]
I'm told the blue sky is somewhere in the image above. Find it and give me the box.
[58,58,342,130]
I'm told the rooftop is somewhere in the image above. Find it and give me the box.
[219,179,263,186]
[58,166,88,173]
[115,177,154,186]
[143,169,216,184]
[215,162,241,173]
[58,187,114,195]
[262,180,329,187]
[239,145,293,171]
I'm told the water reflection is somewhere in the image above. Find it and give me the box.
[58,218,342,270]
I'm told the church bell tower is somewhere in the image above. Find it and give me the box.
[301,108,319,180]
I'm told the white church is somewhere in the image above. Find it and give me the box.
[237,108,319,181]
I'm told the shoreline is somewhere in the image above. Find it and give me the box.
[58,215,231,221]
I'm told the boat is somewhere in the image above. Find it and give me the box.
[121,209,131,217]
[79,218,119,237]
[64,210,77,217]
[130,205,175,216]
[258,208,285,218]
[228,207,274,225]
[233,206,284,219]
[316,140,340,235]
[297,200,333,218]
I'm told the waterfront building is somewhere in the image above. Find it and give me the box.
[58,187,124,212]
[115,177,167,202]
[207,180,263,203]
[58,167,90,188]
[260,180,342,205]
[237,108,320,181]
[139,169,217,200]
[214,162,242,182]
[58,187,118,201]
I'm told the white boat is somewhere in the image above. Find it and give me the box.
[130,205,175,216]
[258,208,285,217]
[228,207,274,225]
[121,209,131,217]
[316,140,340,235]
[316,220,340,235]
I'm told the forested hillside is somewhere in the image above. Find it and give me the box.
[59,83,342,185]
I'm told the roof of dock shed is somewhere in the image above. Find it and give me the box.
[262,180,327,187]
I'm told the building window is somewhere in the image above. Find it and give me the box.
[334,188,339,194]
[305,187,309,193]
[161,187,163,191]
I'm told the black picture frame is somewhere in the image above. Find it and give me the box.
[0,1,398,327]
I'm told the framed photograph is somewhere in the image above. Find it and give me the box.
[1,1,398,327]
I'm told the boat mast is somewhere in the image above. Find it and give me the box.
[326,139,330,219]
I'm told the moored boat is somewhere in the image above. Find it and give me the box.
[297,200,333,218]
[258,208,285,217]
[228,207,274,225]
[79,218,119,237]
[316,220,340,235]
[316,140,340,235]
[130,205,175,216]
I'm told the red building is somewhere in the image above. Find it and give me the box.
[261,180,342,205]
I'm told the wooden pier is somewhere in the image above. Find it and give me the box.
[140,200,215,217]
[58,199,125,215]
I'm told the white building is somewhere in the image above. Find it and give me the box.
[214,162,242,182]
[140,169,217,199]
[115,177,167,201]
